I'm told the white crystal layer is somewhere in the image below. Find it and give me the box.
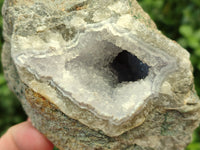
[12,23,176,125]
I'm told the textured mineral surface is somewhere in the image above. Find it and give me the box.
[2,0,200,149]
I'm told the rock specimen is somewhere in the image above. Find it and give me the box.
[2,0,200,149]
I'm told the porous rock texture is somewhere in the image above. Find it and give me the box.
[2,0,200,149]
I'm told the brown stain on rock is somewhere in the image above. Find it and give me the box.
[25,88,59,116]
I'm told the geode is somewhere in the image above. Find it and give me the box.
[2,0,200,149]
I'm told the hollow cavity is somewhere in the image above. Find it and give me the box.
[111,50,150,83]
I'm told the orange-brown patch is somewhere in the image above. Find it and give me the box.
[25,88,59,112]
[76,6,84,11]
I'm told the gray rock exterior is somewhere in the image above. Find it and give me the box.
[2,0,200,149]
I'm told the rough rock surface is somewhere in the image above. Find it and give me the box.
[2,0,200,149]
